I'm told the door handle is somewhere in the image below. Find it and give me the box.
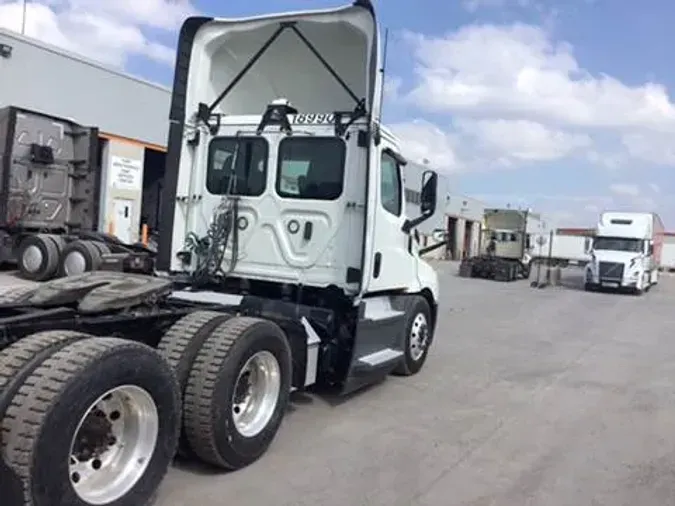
[303,221,313,240]
[373,252,382,278]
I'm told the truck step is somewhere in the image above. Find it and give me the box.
[357,348,403,367]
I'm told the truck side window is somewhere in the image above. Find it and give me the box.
[207,137,268,196]
[276,137,345,200]
[380,152,402,216]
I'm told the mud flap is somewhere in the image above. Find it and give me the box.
[340,297,406,395]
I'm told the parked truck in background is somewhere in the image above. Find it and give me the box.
[459,207,547,281]
[0,105,155,281]
[584,211,664,294]
[0,2,442,505]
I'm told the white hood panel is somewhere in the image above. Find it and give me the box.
[186,4,379,120]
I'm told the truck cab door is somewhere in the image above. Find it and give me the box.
[365,146,416,293]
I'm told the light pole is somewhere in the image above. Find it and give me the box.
[21,0,28,35]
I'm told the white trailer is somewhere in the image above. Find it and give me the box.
[533,231,593,268]
[584,211,664,294]
[662,237,675,271]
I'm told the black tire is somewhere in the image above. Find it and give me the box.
[58,240,103,277]
[392,295,433,376]
[1,337,181,506]
[157,310,233,458]
[0,330,91,416]
[584,282,595,292]
[183,316,292,470]
[0,331,91,506]
[90,241,112,257]
[17,234,60,281]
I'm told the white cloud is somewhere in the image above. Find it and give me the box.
[463,0,507,11]
[609,183,640,197]
[0,0,195,67]
[462,0,535,12]
[388,119,463,172]
[388,116,591,172]
[389,22,675,174]
[403,24,675,132]
[621,132,675,166]
[456,119,591,161]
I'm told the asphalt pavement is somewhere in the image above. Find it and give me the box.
[3,264,675,505]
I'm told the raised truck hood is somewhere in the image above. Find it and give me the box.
[180,0,380,125]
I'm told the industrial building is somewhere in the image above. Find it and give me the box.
[1,27,485,256]
[0,28,170,245]
[403,162,486,260]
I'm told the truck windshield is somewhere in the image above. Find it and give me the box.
[593,236,642,253]
[207,137,268,196]
[276,137,345,200]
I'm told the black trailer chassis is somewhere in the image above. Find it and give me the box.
[458,255,530,282]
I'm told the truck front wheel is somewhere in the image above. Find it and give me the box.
[1,337,180,506]
[392,296,433,376]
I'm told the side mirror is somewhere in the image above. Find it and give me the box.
[420,170,438,215]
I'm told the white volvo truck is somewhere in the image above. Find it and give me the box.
[584,211,664,294]
[0,2,442,505]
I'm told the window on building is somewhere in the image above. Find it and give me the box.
[207,137,268,196]
[381,151,402,216]
[276,137,345,200]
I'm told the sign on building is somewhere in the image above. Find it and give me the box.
[110,156,142,191]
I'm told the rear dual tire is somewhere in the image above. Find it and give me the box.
[0,334,180,506]
[59,240,111,277]
[183,317,292,469]
[158,313,293,470]
[17,234,64,281]
[17,236,110,281]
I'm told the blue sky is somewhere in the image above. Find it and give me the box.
[2,0,674,228]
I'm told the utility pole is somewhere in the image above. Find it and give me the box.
[21,0,28,35]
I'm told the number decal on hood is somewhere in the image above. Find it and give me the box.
[293,113,335,124]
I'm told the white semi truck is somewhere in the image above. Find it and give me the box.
[584,211,664,294]
[0,2,442,505]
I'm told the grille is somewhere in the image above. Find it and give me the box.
[598,261,624,280]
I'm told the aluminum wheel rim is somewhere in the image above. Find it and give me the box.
[23,245,43,273]
[410,313,429,362]
[64,251,87,275]
[69,385,159,505]
[231,351,281,438]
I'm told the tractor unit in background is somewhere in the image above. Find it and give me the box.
[0,106,155,281]
[458,208,547,282]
